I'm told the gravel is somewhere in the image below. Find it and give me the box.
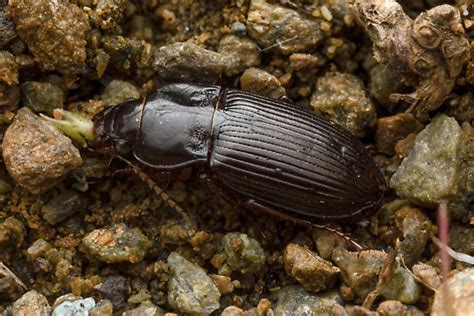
[240,67,286,99]
[101,80,141,106]
[311,70,377,138]
[431,268,474,316]
[153,42,226,84]
[390,115,464,205]
[2,107,82,194]
[20,81,64,115]
[51,297,96,316]
[247,0,325,54]
[273,286,343,316]
[284,243,340,292]
[332,248,387,302]
[167,252,221,315]
[11,290,51,316]
[81,223,152,264]
[8,0,89,75]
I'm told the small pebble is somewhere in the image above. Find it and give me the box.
[312,230,346,260]
[101,80,141,106]
[375,114,424,156]
[220,232,266,275]
[449,224,474,256]
[218,35,261,76]
[52,293,81,307]
[89,299,113,316]
[128,15,155,43]
[20,81,63,115]
[210,274,234,295]
[284,243,340,292]
[412,263,441,290]
[220,306,245,316]
[92,0,127,31]
[376,300,424,316]
[0,1,16,47]
[446,92,474,123]
[240,67,286,99]
[332,248,387,301]
[51,297,96,316]
[369,64,405,111]
[0,262,26,301]
[81,223,152,263]
[257,298,272,315]
[24,239,52,261]
[167,252,221,315]
[159,222,193,246]
[0,178,12,194]
[247,0,324,54]
[311,70,376,138]
[0,83,20,108]
[0,217,24,250]
[231,21,247,36]
[0,51,18,86]
[344,305,377,316]
[390,115,464,205]
[12,290,51,316]
[42,190,90,225]
[153,42,226,84]
[273,286,343,316]
[394,134,417,159]
[127,288,151,305]
[102,35,152,71]
[381,267,420,304]
[431,268,474,316]
[98,276,128,310]
[2,107,82,194]
[289,53,319,69]
[394,206,432,266]
[122,300,165,316]
[8,0,89,75]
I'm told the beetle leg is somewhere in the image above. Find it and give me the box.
[200,174,237,205]
[200,173,243,220]
[243,199,364,251]
[200,174,272,236]
[115,155,193,224]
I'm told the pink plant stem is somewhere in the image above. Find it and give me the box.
[438,202,454,316]
[438,202,450,281]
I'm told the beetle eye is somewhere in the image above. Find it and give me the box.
[114,139,132,156]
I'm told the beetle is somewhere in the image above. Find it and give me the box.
[44,83,387,246]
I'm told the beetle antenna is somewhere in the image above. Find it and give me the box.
[115,155,192,223]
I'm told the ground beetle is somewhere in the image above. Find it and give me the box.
[44,83,388,245]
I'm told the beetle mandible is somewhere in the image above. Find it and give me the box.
[45,83,388,242]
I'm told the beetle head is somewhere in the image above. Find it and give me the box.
[89,98,143,158]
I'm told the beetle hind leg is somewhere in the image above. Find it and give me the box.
[243,199,364,251]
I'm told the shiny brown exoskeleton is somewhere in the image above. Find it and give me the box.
[90,83,387,230]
